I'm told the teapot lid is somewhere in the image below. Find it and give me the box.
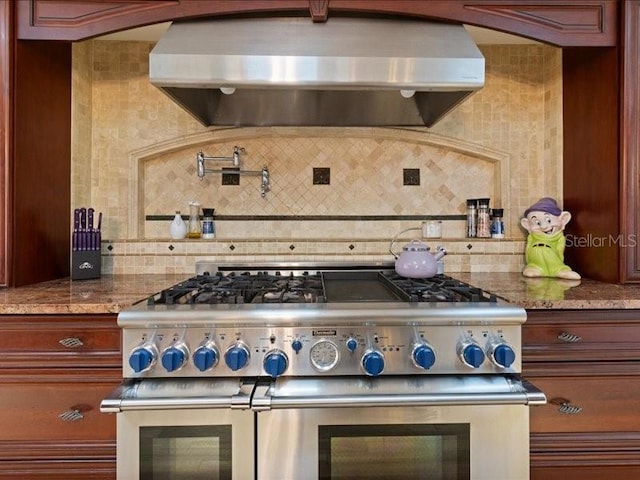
[403,239,428,252]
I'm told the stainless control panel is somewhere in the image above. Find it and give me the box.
[122,324,522,378]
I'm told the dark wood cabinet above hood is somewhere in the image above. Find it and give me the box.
[17,0,616,47]
[0,0,630,289]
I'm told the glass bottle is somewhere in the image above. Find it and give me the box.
[477,198,491,238]
[202,208,216,239]
[466,199,477,238]
[188,201,202,239]
[491,208,505,239]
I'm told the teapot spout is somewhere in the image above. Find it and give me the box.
[433,248,447,261]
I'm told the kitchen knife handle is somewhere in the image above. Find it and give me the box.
[73,209,80,230]
[73,209,80,251]
[88,207,94,230]
[79,207,87,230]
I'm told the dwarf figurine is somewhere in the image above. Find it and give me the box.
[520,197,581,280]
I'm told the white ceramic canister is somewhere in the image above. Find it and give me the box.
[170,211,188,239]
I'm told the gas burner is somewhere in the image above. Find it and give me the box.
[148,271,324,305]
[384,274,498,303]
[147,270,497,306]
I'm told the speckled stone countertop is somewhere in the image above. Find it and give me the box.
[1,273,640,315]
[454,273,640,309]
[0,274,186,315]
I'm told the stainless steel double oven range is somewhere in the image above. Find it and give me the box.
[101,262,545,480]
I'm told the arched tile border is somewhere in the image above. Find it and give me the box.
[127,127,510,239]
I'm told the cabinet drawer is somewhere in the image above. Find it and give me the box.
[532,466,640,480]
[529,374,640,433]
[0,371,120,442]
[0,314,120,368]
[0,460,115,479]
[524,310,640,362]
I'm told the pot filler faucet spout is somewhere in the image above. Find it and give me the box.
[197,146,271,197]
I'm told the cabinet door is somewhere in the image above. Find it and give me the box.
[621,1,640,282]
[0,1,9,287]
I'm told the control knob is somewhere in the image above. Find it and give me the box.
[291,338,303,353]
[361,349,385,376]
[193,341,220,372]
[488,341,516,369]
[457,340,485,369]
[263,349,289,378]
[128,343,158,373]
[411,342,436,370]
[224,342,250,371]
[346,337,358,353]
[161,342,189,372]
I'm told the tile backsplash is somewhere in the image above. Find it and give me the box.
[71,39,561,275]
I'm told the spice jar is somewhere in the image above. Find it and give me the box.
[466,199,477,238]
[491,208,505,239]
[476,198,491,238]
[202,208,216,239]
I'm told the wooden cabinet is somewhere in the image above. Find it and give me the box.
[1,2,626,287]
[15,0,618,46]
[0,314,120,479]
[524,310,640,479]
[563,0,640,283]
[0,1,71,288]
[620,1,640,281]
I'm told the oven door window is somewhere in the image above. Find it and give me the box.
[139,425,232,480]
[318,424,470,480]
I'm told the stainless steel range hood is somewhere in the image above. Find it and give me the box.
[149,17,485,127]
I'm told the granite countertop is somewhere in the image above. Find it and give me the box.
[0,274,187,314]
[455,273,640,309]
[1,273,640,315]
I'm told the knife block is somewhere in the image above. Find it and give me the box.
[71,250,101,280]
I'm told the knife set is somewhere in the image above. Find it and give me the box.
[71,207,102,280]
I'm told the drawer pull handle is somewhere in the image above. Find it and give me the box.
[551,397,583,415]
[59,337,84,348]
[557,332,582,343]
[58,409,84,422]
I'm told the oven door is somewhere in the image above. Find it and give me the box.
[100,378,255,480]
[253,375,545,480]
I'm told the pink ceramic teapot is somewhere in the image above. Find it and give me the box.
[392,239,447,278]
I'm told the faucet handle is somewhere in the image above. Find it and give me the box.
[261,166,271,198]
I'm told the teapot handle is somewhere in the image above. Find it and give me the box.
[389,227,422,259]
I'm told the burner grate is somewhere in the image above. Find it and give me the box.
[147,270,498,305]
[383,274,498,303]
[148,271,324,305]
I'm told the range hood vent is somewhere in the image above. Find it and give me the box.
[149,17,485,127]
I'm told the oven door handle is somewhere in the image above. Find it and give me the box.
[100,379,255,413]
[252,377,547,411]
[102,396,246,412]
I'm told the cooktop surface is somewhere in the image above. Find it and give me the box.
[146,270,499,306]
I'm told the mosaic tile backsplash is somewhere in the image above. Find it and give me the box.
[71,39,562,274]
